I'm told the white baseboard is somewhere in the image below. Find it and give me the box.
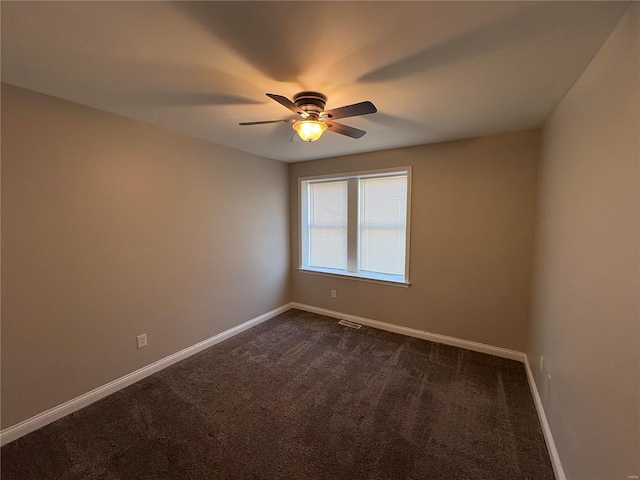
[0,303,293,446]
[291,302,526,362]
[523,356,566,480]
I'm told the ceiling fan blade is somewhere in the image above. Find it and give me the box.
[266,93,308,117]
[322,101,377,120]
[326,121,366,139]
[290,132,302,142]
[239,119,295,126]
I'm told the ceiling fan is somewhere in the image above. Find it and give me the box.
[239,91,377,142]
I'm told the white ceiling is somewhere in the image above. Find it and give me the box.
[1,1,629,162]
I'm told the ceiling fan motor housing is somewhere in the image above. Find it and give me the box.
[293,91,327,116]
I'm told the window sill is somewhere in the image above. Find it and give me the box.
[297,267,411,288]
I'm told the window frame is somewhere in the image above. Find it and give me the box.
[298,166,412,287]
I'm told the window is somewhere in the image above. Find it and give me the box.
[299,167,411,285]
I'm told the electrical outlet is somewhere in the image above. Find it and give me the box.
[540,355,544,372]
[546,374,551,390]
[137,334,148,349]
[331,289,336,298]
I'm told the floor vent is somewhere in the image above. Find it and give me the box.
[338,319,362,329]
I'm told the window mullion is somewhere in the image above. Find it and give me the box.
[347,178,358,273]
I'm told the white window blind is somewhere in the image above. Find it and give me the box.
[308,181,348,270]
[359,175,407,276]
[300,168,411,285]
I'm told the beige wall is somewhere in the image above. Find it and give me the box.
[1,84,290,429]
[290,129,540,352]
[528,5,640,479]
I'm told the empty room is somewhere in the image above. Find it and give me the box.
[1,2,638,479]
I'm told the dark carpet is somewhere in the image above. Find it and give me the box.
[1,309,555,479]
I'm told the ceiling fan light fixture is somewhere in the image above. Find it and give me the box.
[293,119,327,142]
[240,92,373,141]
